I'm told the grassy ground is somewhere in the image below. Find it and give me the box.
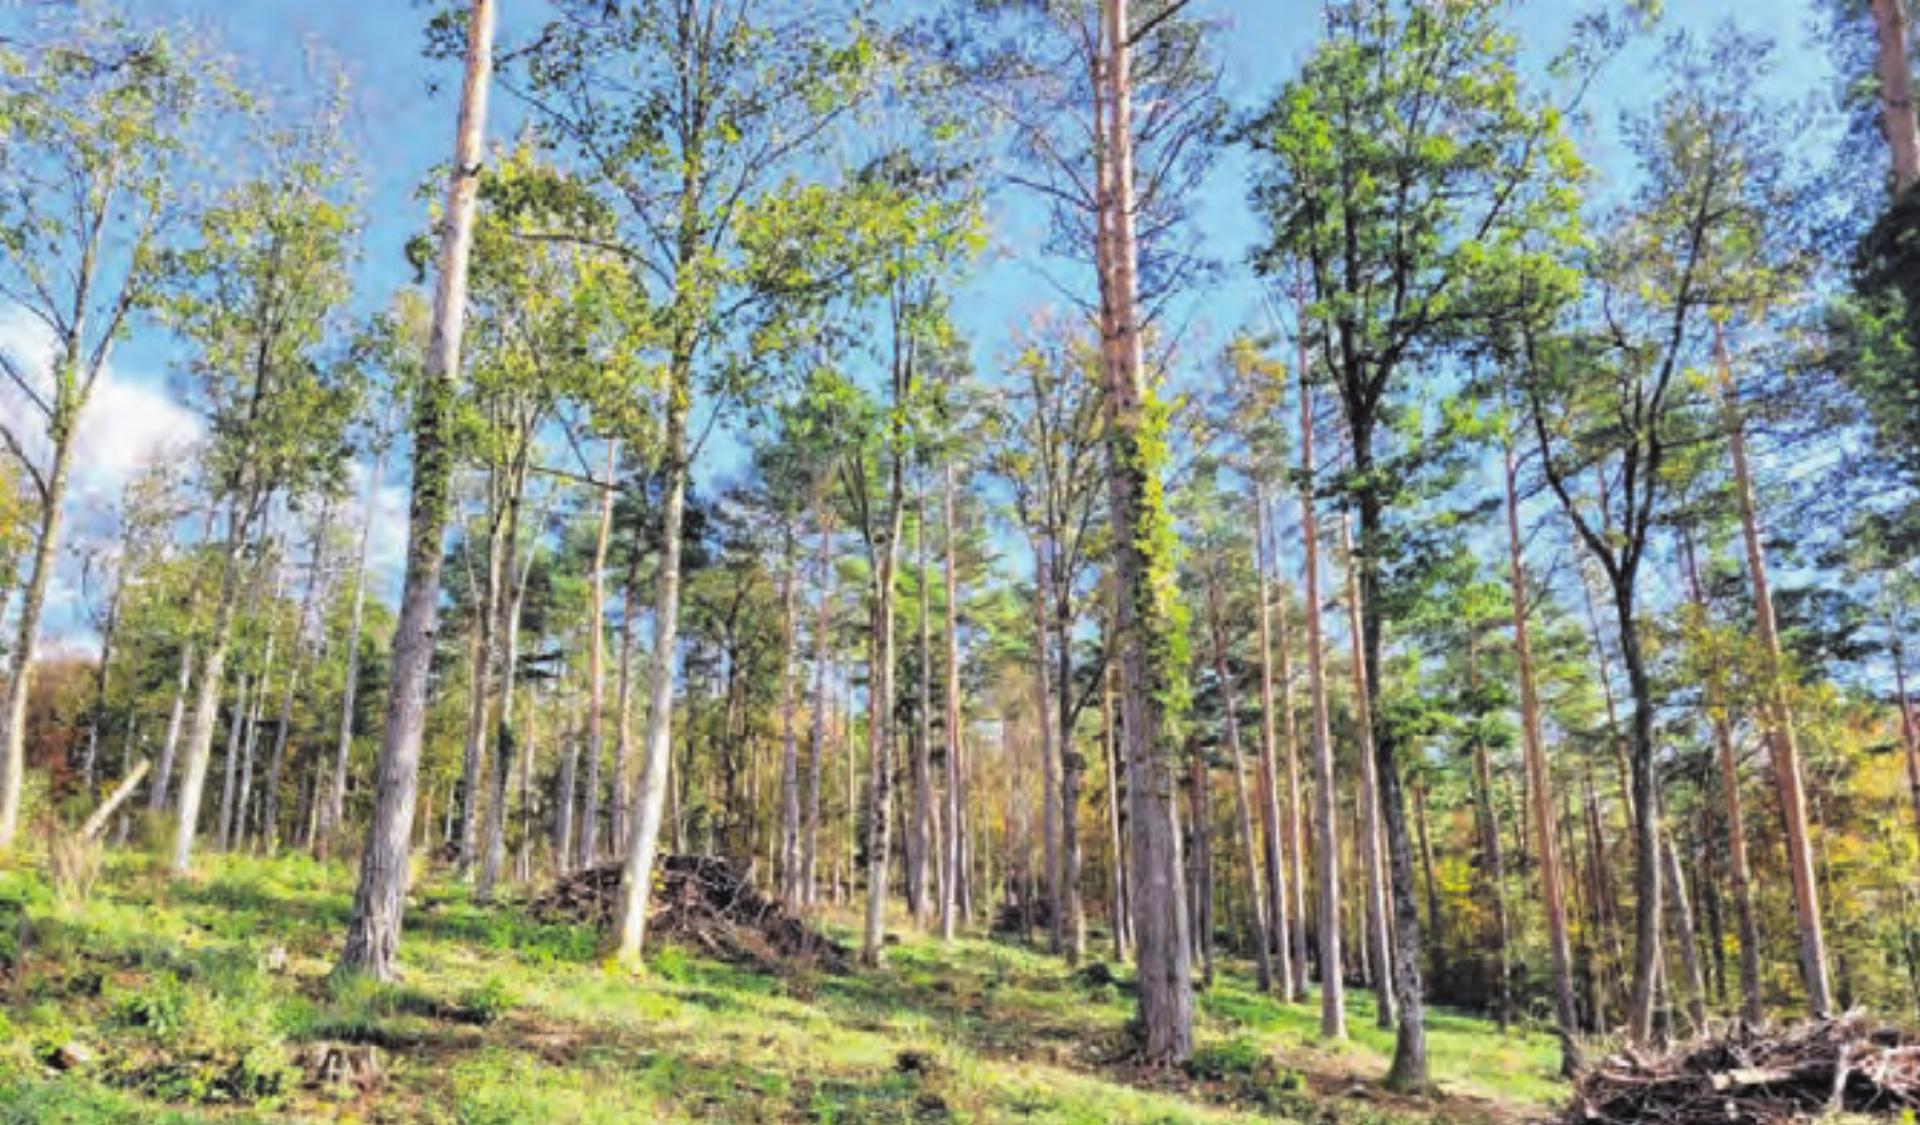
[0,850,1565,1123]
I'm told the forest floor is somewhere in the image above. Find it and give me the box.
[0,850,1565,1123]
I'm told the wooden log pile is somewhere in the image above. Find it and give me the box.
[528,854,849,974]
[1567,1013,1920,1124]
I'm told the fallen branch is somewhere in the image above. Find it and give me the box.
[80,759,149,841]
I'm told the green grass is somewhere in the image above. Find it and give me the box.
[0,851,1566,1123]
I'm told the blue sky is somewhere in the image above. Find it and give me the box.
[4,0,1849,650]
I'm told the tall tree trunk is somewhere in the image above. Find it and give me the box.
[611,564,638,855]
[318,424,390,860]
[478,464,529,900]
[941,469,963,939]
[150,640,195,813]
[1613,580,1664,1045]
[1103,661,1130,960]
[237,627,274,848]
[172,494,257,875]
[780,516,804,909]
[1099,0,1193,1061]
[1683,533,1763,1025]
[1340,516,1396,1031]
[1660,825,1709,1033]
[1251,487,1295,999]
[1716,324,1833,1018]
[860,560,900,964]
[1205,576,1275,994]
[806,507,834,909]
[338,0,494,980]
[266,505,332,853]
[1053,540,1086,962]
[1187,749,1214,987]
[1033,534,1060,952]
[1298,371,1345,1040]
[1894,610,1920,874]
[580,439,618,868]
[1412,779,1442,961]
[1504,438,1579,1068]
[458,499,502,873]
[217,671,251,850]
[910,492,933,924]
[0,411,74,848]
[1873,0,1920,192]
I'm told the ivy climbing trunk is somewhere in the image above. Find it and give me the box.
[1098,0,1193,1064]
[337,0,494,981]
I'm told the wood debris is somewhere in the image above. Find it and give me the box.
[528,854,849,974]
[1567,1013,1920,1124]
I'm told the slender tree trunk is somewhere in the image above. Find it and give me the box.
[266,506,331,852]
[1659,825,1709,1033]
[1205,576,1275,993]
[1504,438,1579,1068]
[612,565,638,855]
[478,466,529,900]
[1614,582,1664,1045]
[338,0,494,980]
[1340,516,1396,1031]
[1683,534,1763,1026]
[318,427,389,861]
[941,470,963,939]
[1033,535,1060,952]
[1894,614,1920,875]
[1103,662,1130,960]
[1413,779,1442,960]
[1716,325,1833,1018]
[150,640,195,813]
[1298,372,1345,1040]
[780,517,804,909]
[217,671,250,850]
[0,422,73,848]
[1873,0,1920,192]
[237,628,274,848]
[1053,548,1086,963]
[1187,749,1214,987]
[1251,487,1295,999]
[580,439,618,868]
[173,495,259,874]
[910,492,933,924]
[806,508,834,909]
[860,544,900,964]
[1099,0,1193,1061]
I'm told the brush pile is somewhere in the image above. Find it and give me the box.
[529,854,849,973]
[1566,1013,1920,1123]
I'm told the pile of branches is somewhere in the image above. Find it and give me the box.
[529,854,849,974]
[1568,1013,1920,1124]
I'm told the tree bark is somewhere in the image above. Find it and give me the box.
[1251,487,1295,999]
[1873,0,1920,193]
[1205,575,1275,994]
[1660,825,1710,1033]
[478,463,530,900]
[940,469,963,938]
[1033,534,1060,952]
[318,424,389,860]
[149,639,195,815]
[266,506,331,852]
[1340,516,1396,1031]
[1683,532,1763,1025]
[779,515,804,909]
[806,506,834,909]
[217,671,250,851]
[910,491,933,924]
[579,439,618,868]
[0,380,75,848]
[1716,324,1833,1018]
[338,0,494,980]
[1504,438,1579,1068]
[1103,660,1130,960]
[1099,0,1193,1062]
[1298,371,1345,1039]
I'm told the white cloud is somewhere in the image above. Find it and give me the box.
[0,307,204,496]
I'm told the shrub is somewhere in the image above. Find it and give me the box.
[459,976,518,1025]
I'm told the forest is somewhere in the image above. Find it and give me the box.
[4,0,1920,1121]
